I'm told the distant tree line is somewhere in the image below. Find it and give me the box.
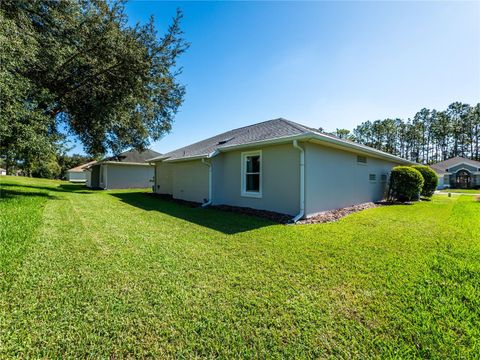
[333,102,480,164]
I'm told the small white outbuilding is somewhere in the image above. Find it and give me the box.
[86,149,161,190]
[66,161,97,182]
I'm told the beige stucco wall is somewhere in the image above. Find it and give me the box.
[155,160,209,203]
[155,162,174,195]
[172,160,209,203]
[304,143,402,216]
[102,164,154,189]
[211,143,300,215]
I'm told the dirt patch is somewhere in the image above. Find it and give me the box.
[297,202,379,224]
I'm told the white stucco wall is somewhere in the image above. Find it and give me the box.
[67,171,87,182]
[211,143,300,215]
[304,143,402,216]
[101,164,154,189]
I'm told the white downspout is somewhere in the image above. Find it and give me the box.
[292,140,305,223]
[201,158,212,207]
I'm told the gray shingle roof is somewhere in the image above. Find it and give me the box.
[67,160,97,172]
[101,149,161,164]
[150,118,322,161]
[149,118,411,164]
[429,156,480,174]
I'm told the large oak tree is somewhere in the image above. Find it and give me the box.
[0,0,188,172]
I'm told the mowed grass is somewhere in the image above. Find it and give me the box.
[439,188,480,194]
[1,176,479,358]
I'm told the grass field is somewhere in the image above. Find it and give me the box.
[1,176,479,358]
[439,188,480,194]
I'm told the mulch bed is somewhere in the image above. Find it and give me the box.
[145,192,291,223]
[145,193,406,225]
[297,202,379,225]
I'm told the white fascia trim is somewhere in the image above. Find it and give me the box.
[306,133,413,165]
[219,134,308,153]
[216,133,411,164]
[100,161,152,166]
[444,162,480,170]
[163,154,209,163]
[146,156,169,162]
[152,132,413,165]
[449,167,480,174]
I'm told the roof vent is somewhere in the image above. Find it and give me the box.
[217,137,234,145]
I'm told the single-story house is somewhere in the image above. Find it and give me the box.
[0,168,6,176]
[147,118,412,221]
[430,156,480,189]
[66,161,97,182]
[87,149,161,189]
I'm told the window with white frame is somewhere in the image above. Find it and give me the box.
[369,173,377,182]
[241,150,262,197]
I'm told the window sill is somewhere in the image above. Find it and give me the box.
[241,191,262,198]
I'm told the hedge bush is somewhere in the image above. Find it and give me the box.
[412,165,438,198]
[388,166,424,202]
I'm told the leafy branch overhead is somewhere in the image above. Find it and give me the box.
[1,0,189,161]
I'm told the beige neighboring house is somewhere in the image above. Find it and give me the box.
[148,118,412,221]
[86,149,160,189]
[0,168,6,176]
[430,156,480,189]
[66,161,97,182]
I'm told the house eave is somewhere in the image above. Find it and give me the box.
[98,161,152,166]
[149,132,412,165]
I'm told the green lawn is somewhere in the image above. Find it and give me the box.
[1,176,479,358]
[439,188,480,194]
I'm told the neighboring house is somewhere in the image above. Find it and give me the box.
[148,118,412,221]
[66,161,97,182]
[430,156,480,189]
[0,168,6,176]
[87,149,160,189]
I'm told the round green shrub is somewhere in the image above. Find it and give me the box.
[412,165,438,198]
[388,166,424,202]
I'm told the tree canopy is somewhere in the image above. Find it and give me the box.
[0,0,188,173]
[334,102,480,164]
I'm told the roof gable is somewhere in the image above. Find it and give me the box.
[67,160,97,172]
[101,149,161,164]
[429,157,480,174]
[153,119,311,161]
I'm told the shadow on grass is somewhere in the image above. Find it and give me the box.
[0,183,92,194]
[111,192,274,235]
[0,188,58,201]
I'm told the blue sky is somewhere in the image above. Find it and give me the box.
[69,1,480,155]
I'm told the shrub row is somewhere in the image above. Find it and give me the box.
[388,165,438,202]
